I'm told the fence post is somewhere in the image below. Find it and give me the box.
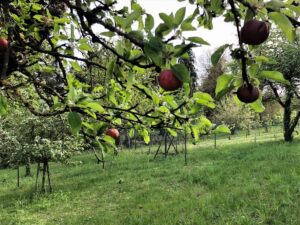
[254,124,257,144]
[214,133,217,149]
[184,130,187,165]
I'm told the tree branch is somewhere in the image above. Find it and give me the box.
[267,81,285,107]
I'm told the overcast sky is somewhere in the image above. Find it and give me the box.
[114,0,238,76]
[116,1,237,50]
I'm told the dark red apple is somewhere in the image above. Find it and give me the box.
[0,38,8,50]
[106,128,120,139]
[237,84,260,103]
[158,69,182,91]
[241,20,270,45]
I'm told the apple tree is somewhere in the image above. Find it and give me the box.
[255,31,300,141]
[0,0,298,156]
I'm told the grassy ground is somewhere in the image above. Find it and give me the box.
[1,128,300,225]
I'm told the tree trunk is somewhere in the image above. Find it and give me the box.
[25,158,31,177]
[46,161,52,193]
[35,162,40,193]
[41,161,47,193]
[283,86,293,142]
[284,128,293,142]
[264,124,268,133]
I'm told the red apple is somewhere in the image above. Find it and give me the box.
[0,38,8,50]
[106,128,120,139]
[158,69,182,91]
[241,20,270,45]
[237,84,260,103]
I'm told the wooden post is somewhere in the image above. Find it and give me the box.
[164,132,168,158]
[41,161,46,193]
[254,124,257,144]
[184,130,187,165]
[17,165,20,188]
[134,130,137,150]
[35,162,40,193]
[46,161,52,193]
[214,133,217,149]
[101,150,105,169]
[147,134,151,154]
[153,139,163,159]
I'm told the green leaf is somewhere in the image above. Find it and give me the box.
[78,43,93,52]
[100,31,115,37]
[124,10,141,29]
[128,31,144,41]
[175,7,186,26]
[181,21,196,31]
[265,0,285,10]
[258,70,290,85]
[193,92,216,108]
[184,83,190,96]
[193,92,214,102]
[268,12,295,43]
[159,13,174,28]
[129,129,135,138]
[85,102,105,113]
[166,128,177,137]
[255,56,275,63]
[200,116,212,128]
[54,17,70,24]
[288,5,300,16]
[215,74,234,98]
[145,14,154,31]
[32,3,42,11]
[141,128,150,144]
[103,135,116,145]
[144,37,164,66]
[250,98,265,113]
[244,8,255,22]
[68,112,82,134]
[70,61,82,72]
[106,58,115,78]
[114,16,125,28]
[171,64,190,83]
[33,15,44,22]
[211,44,229,65]
[158,106,170,113]
[155,23,171,37]
[187,36,210,45]
[213,125,231,134]
[173,43,196,57]
[189,104,202,115]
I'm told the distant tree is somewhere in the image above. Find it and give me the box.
[259,101,283,132]
[212,96,255,134]
[257,32,300,141]
[200,56,227,97]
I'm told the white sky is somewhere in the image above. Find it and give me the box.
[114,0,238,76]
[89,0,238,78]
[116,1,237,51]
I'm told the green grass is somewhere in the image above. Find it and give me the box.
[1,129,300,225]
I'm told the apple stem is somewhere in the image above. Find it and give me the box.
[228,0,251,86]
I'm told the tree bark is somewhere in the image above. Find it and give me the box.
[41,161,47,193]
[25,157,31,177]
[35,162,40,193]
[283,86,293,142]
[46,161,52,193]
